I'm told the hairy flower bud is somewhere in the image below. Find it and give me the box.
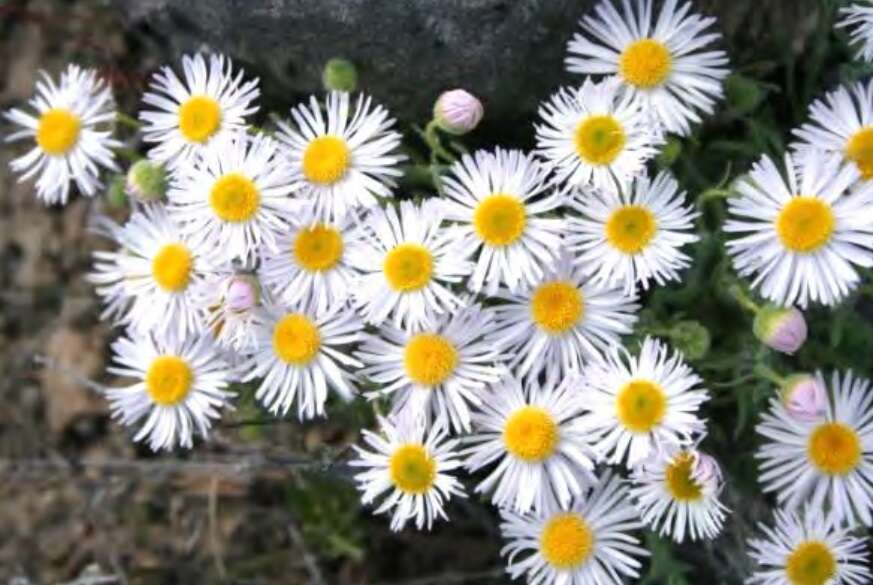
[126,159,167,202]
[780,374,828,422]
[753,305,807,355]
[322,58,358,93]
[433,89,483,135]
[224,274,260,314]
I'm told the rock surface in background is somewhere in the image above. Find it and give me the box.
[110,0,820,144]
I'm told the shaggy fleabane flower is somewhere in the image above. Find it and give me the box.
[838,3,873,63]
[106,332,233,451]
[351,416,465,531]
[757,370,873,527]
[277,91,404,221]
[567,170,699,294]
[535,77,662,191]
[139,53,259,168]
[725,152,873,308]
[566,0,729,136]
[4,64,120,205]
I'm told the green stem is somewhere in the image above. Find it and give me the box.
[424,119,456,164]
[697,187,735,206]
[729,284,761,314]
[113,146,142,163]
[116,112,141,130]
[754,363,786,387]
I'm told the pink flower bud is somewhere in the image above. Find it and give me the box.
[433,89,483,135]
[781,374,828,422]
[224,275,260,314]
[691,451,724,494]
[753,305,807,354]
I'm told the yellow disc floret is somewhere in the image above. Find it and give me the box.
[616,379,667,433]
[272,313,322,366]
[302,135,350,184]
[178,95,222,143]
[540,513,595,569]
[503,406,559,462]
[845,126,873,180]
[605,205,658,253]
[294,224,344,272]
[473,193,527,246]
[807,422,861,476]
[403,334,459,386]
[619,38,673,89]
[145,355,193,406]
[530,281,584,334]
[151,243,193,292]
[36,108,81,155]
[776,197,835,253]
[785,541,836,585]
[574,115,627,165]
[210,172,261,222]
[383,243,434,292]
[664,452,704,501]
[389,444,437,495]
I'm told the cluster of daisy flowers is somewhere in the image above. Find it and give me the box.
[4,0,873,583]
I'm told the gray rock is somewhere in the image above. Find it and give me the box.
[112,0,821,144]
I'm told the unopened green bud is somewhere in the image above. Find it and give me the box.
[126,159,167,202]
[657,136,682,168]
[669,320,710,360]
[322,58,358,93]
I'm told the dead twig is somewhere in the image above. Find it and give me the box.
[33,353,107,395]
[287,520,326,585]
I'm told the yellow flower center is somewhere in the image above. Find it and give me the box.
[540,513,595,570]
[403,334,458,386]
[845,126,873,179]
[473,193,527,246]
[36,108,81,155]
[302,135,350,185]
[178,95,222,143]
[776,197,835,253]
[664,452,704,501]
[145,355,193,406]
[605,205,658,253]
[209,172,261,222]
[574,115,627,165]
[503,406,559,462]
[383,243,434,292]
[785,541,837,585]
[272,313,321,366]
[389,444,437,495]
[619,38,673,89]
[151,243,193,292]
[807,422,861,476]
[530,281,584,335]
[294,224,344,272]
[616,379,667,433]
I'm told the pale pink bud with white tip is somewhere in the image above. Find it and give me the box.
[753,305,807,355]
[781,374,828,422]
[433,89,483,135]
[224,274,260,314]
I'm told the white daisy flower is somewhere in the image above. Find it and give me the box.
[4,64,119,205]
[724,152,873,308]
[351,416,466,532]
[747,508,871,585]
[89,205,212,342]
[793,79,873,182]
[277,91,404,221]
[167,132,297,264]
[464,376,598,514]
[578,336,709,468]
[756,370,873,527]
[567,170,699,294]
[348,199,473,331]
[535,77,662,192]
[566,0,729,137]
[241,303,362,420]
[105,331,233,451]
[499,471,648,585]
[139,53,259,168]
[630,444,728,543]
[440,148,567,296]
[488,251,639,383]
[839,3,873,63]
[259,202,365,315]
[356,303,506,434]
